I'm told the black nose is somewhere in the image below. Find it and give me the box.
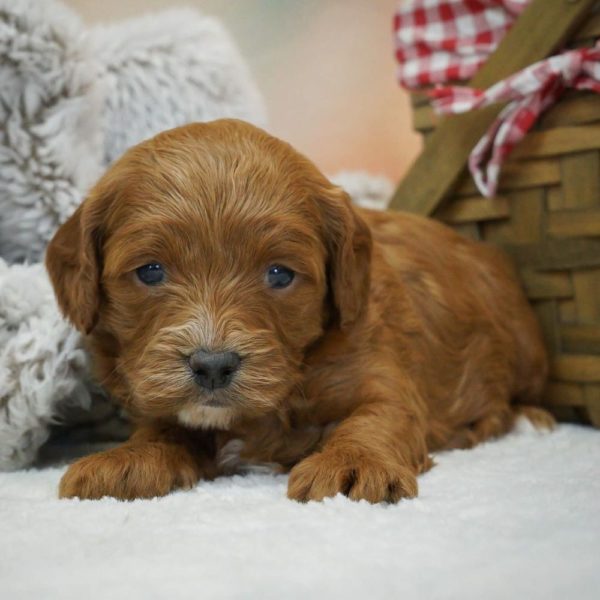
[189,350,241,390]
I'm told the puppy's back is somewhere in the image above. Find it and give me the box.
[360,208,548,405]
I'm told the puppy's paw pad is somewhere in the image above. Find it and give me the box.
[287,451,418,504]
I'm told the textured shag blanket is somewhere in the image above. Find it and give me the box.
[1,422,599,599]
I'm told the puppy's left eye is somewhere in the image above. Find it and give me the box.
[136,263,165,286]
[266,265,295,289]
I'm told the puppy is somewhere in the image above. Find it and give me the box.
[45,119,552,503]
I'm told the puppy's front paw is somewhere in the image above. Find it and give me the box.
[59,446,200,501]
[287,450,418,504]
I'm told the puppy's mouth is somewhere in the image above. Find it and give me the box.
[195,388,239,408]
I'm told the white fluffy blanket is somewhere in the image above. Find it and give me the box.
[1,423,599,599]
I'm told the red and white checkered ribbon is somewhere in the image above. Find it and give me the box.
[430,44,600,197]
[394,0,528,89]
[394,0,600,197]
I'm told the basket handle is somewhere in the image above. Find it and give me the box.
[389,0,597,216]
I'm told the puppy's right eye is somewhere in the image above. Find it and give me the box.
[136,263,165,286]
[266,265,295,289]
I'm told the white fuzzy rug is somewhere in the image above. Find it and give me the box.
[1,423,599,599]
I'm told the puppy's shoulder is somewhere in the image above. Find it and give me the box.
[358,207,463,248]
[357,207,510,276]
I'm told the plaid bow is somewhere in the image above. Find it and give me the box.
[430,44,600,197]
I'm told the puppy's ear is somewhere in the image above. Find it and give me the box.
[45,188,109,334]
[317,185,372,331]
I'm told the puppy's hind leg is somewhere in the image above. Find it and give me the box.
[444,406,514,450]
[445,404,555,451]
[469,404,555,445]
[512,405,555,432]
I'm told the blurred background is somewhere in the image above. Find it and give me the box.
[64,0,421,182]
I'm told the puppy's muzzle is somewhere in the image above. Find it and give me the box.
[189,350,241,391]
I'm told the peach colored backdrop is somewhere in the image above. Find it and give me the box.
[65,0,421,182]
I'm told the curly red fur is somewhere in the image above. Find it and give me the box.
[46,120,552,503]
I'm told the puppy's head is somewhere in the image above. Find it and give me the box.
[46,120,371,428]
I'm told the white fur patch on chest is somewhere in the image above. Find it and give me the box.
[177,404,237,430]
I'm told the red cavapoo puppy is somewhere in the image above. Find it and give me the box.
[45,119,552,503]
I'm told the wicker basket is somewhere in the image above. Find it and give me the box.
[391,0,600,426]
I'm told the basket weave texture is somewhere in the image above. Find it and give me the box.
[408,13,600,426]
